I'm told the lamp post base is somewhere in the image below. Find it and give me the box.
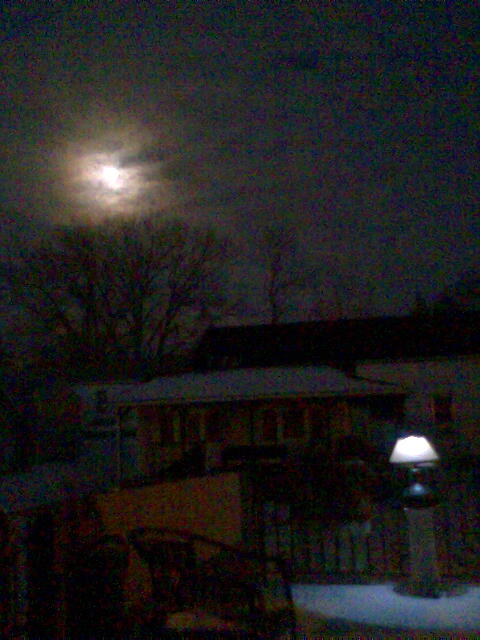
[395,579,469,599]
[395,578,442,599]
[401,505,441,598]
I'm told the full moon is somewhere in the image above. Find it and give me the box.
[100,165,121,190]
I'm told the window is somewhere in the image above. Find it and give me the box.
[282,407,306,440]
[185,409,205,445]
[95,389,108,414]
[258,406,307,443]
[137,405,159,429]
[260,409,279,442]
[365,396,404,423]
[204,408,224,442]
[309,404,332,443]
[432,394,454,425]
[158,409,181,445]
[118,406,138,432]
[137,406,180,445]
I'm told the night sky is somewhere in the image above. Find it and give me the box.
[1,2,478,317]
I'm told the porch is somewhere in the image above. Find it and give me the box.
[3,454,479,638]
[254,454,480,637]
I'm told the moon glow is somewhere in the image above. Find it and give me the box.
[67,151,140,213]
[63,128,175,217]
[100,165,121,190]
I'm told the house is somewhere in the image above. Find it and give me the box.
[73,311,480,484]
[78,365,407,484]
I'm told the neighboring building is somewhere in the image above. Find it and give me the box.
[194,312,480,372]
[194,312,480,456]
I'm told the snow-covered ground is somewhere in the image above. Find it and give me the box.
[292,583,480,638]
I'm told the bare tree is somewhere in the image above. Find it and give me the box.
[4,214,232,378]
[257,223,311,324]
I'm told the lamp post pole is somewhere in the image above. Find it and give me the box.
[390,435,441,597]
[405,501,441,597]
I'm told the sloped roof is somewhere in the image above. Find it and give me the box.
[109,366,405,406]
[194,312,480,370]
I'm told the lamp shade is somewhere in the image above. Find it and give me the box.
[389,435,440,465]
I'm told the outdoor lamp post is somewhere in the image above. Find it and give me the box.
[389,435,441,597]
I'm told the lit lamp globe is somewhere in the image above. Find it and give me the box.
[390,436,440,508]
[389,436,439,466]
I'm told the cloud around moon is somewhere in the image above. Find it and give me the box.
[52,115,181,221]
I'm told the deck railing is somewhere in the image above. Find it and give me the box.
[251,457,480,583]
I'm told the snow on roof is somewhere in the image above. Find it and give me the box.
[107,366,405,406]
[74,380,138,404]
